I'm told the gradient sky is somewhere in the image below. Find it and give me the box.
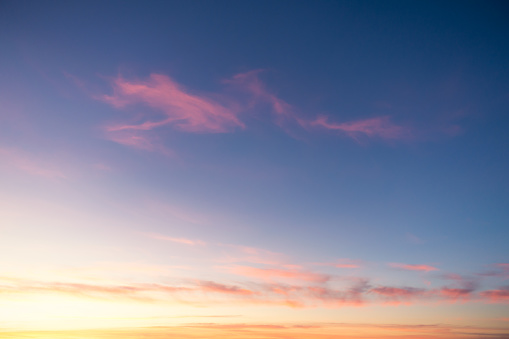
[1,1,509,338]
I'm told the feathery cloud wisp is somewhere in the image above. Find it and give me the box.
[389,263,439,272]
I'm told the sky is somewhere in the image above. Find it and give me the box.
[1,1,509,338]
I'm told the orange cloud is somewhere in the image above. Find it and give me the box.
[389,263,439,272]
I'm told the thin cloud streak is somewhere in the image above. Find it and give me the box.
[0,147,67,179]
[308,115,410,140]
[145,233,205,246]
[389,263,439,272]
[226,265,331,283]
[1,274,506,308]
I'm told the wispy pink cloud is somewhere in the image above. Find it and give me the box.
[480,286,509,303]
[95,70,427,152]
[225,70,295,120]
[308,115,410,140]
[389,263,439,272]
[103,74,244,133]
[100,73,245,152]
[438,288,474,301]
[216,244,288,266]
[2,274,505,309]
[226,265,330,283]
[144,233,205,246]
[198,281,256,296]
[0,147,67,179]
[370,286,428,304]
[104,129,173,155]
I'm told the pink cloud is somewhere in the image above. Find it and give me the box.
[226,265,330,283]
[480,287,509,303]
[104,129,173,155]
[217,244,287,266]
[103,74,244,133]
[497,263,509,271]
[0,147,67,179]
[198,281,256,296]
[100,73,245,151]
[438,288,473,301]
[225,70,294,120]
[370,286,429,305]
[389,263,439,272]
[145,233,205,246]
[308,115,409,140]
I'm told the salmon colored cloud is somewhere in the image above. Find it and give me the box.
[438,288,474,301]
[227,265,330,283]
[198,281,256,296]
[480,287,509,303]
[389,263,439,272]
[370,286,428,304]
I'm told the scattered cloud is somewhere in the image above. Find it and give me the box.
[480,286,509,303]
[97,70,420,153]
[1,274,507,309]
[370,286,428,304]
[389,263,439,272]
[226,265,331,283]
